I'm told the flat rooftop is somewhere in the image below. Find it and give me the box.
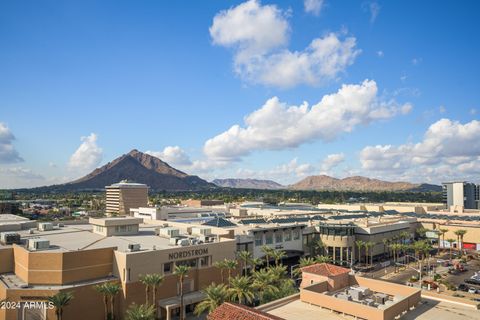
[6,223,226,253]
[265,298,480,320]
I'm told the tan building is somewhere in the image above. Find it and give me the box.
[296,263,420,320]
[105,182,148,216]
[0,217,237,320]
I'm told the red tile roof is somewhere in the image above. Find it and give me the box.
[207,302,285,320]
[300,263,350,277]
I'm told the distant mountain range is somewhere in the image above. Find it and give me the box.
[20,150,441,193]
[39,150,214,191]
[212,178,284,189]
[289,175,442,192]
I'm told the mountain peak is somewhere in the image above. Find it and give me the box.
[62,149,213,191]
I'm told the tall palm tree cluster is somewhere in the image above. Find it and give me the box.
[195,248,296,317]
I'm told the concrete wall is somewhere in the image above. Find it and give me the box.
[12,245,115,285]
[0,248,13,273]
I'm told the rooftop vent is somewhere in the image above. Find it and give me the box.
[0,232,21,245]
[27,238,50,251]
[127,243,141,252]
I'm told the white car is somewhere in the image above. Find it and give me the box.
[468,287,477,294]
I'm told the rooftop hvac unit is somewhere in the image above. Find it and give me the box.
[191,227,212,236]
[157,227,180,238]
[0,232,21,245]
[27,238,50,251]
[127,244,141,252]
[38,223,53,231]
[178,239,190,247]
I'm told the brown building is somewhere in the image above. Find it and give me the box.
[105,182,148,216]
[0,217,237,320]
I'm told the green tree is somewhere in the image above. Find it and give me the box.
[251,269,278,304]
[237,251,252,276]
[454,230,467,253]
[48,291,74,320]
[213,260,227,283]
[139,274,152,305]
[228,276,254,305]
[224,259,238,283]
[447,239,455,261]
[104,282,122,320]
[125,304,155,320]
[355,240,365,265]
[94,283,109,320]
[365,241,375,267]
[315,239,325,256]
[261,246,274,268]
[194,283,228,316]
[315,255,331,263]
[271,250,287,267]
[438,228,448,251]
[174,265,191,320]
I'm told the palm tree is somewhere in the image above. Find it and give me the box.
[194,283,227,316]
[48,291,74,320]
[213,260,227,283]
[237,250,252,276]
[447,239,455,261]
[416,227,428,239]
[228,276,254,305]
[251,269,278,304]
[315,239,325,255]
[399,231,410,244]
[224,259,238,283]
[251,258,263,270]
[174,265,191,320]
[293,257,316,277]
[365,241,375,267]
[382,239,390,260]
[271,250,287,267]
[439,228,448,251]
[125,303,155,320]
[139,274,152,305]
[94,283,109,320]
[149,274,164,309]
[454,230,467,254]
[355,240,365,265]
[261,246,274,267]
[104,282,122,320]
[315,255,331,263]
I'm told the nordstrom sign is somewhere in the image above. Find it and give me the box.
[168,248,208,260]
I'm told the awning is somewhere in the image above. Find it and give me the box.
[158,291,206,309]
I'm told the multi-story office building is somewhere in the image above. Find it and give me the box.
[105,181,148,216]
[442,181,480,210]
[0,217,236,320]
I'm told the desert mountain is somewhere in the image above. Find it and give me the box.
[289,175,441,192]
[57,149,214,191]
[212,178,284,190]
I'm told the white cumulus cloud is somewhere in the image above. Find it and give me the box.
[320,153,345,172]
[304,0,324,16]
[204,79,412,161]
[210,0,360,88]
[68,133,103,172]
[360,119,480,182]
[146,146,192,166]
[0,122,23,163]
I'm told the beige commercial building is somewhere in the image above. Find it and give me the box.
[0,216,237,320]
[105,182,148,216]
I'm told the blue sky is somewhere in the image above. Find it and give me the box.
[0,0,479,188]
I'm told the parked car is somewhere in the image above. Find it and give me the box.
[468,287,477,294]
[465,278,480,285]
[458,284,469,292]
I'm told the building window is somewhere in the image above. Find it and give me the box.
[200,256,210,268]
[293,229,300,240]
[255,233,263,246]
[275,231,283,243]
[284,230,292,241]
[176,258,197,268]
[265,233,273,245]
[163,262,172,274]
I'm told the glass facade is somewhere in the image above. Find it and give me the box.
[318,223,355,236]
